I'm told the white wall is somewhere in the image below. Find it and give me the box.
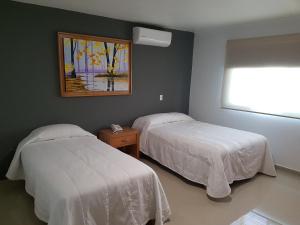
[189,15,300,172]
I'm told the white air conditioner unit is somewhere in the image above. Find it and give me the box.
[133,27,172,47]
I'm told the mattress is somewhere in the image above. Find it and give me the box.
[7,134,170,225]
[133,114,276,198]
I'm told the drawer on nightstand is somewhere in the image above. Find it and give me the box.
[110,134,136,148]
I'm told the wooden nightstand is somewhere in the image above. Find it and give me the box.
[98,127,140,159]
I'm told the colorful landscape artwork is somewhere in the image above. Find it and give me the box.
[58,33,131,96]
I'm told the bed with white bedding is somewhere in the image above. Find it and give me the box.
[6,124,170,225]
[133,113,277,198]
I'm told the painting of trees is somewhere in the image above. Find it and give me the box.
[58,32,131,97]
[70,39,77,78]
[103,43,128,91]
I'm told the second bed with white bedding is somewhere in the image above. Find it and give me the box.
[133,113,276,198]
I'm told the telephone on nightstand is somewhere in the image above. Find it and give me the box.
[111,124,123,133]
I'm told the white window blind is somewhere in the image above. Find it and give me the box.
[222,34,300,119]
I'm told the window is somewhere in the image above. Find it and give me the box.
[222,34,300,119]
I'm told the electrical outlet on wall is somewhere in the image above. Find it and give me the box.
[160,95,163,101]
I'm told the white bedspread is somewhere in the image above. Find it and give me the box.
[7,136,170,225]
[136,120,276,198]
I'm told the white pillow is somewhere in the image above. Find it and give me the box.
[132,112,193,131]
[30,124,95,143]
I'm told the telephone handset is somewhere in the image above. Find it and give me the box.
[111,124,123,133]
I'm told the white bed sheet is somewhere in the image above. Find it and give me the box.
[7,136,170,225]
[136,120,276,198]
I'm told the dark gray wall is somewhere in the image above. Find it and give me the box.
[0,1,194,178]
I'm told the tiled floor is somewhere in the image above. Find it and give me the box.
[0,158,299,225]
[143,159,300,225]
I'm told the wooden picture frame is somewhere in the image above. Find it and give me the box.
[57,32,132,97]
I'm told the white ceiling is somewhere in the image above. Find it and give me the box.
[14,0,300,31]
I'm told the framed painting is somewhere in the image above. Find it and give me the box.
[57,32,132,97]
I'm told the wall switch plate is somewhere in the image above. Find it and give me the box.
[160,95,163,101]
